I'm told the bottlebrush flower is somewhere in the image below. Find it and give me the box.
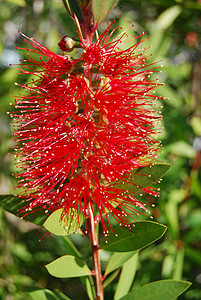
[12,24,163,234]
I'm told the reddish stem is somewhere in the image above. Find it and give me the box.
[88,202,104,300]
[81,6,102,298]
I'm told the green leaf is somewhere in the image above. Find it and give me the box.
[62,236,82,258]
[46,255,91,278]
[103,269,120,289]
[100,221,167,252]
[92,0,118,27]
[0,195,46,226]
[61,237,96,299]
[114,163,171,193]
[119,280,191,300]
[62,0,83,20]
[149,30,171,60]
[173,248,184,280]
[7,0,26,7]
[166,141,196,158]
[155,5,182,31]
[29,289,71,300]
[85,276,96,300]
[185,245,201,267]
[114,252,139,300]
[44,208,83,236]
[29,289,58,300]
[54,290,71,300]
[104,252,135,276]
[156,84,183,108]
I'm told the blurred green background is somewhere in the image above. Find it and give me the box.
[0,0,200,299]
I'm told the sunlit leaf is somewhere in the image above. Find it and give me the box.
[92,0,118,27]
[29,288,71,300]
[100,221,167,252]
[166,141,196,158]
[44,208,83,236]
[155,5,182,31]
[119,280,191,300]
[46,255,91,278]
[104,252,135,276]
[85,276,96,300]
[173,248,184,280]
[114,252,139,299]
[156,84,183,108]
[55,290,72,300]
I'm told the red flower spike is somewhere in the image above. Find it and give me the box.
[13,25,163,234]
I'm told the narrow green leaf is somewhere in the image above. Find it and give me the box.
[0,195,46,226]
[100,221,167,252]
[103,269,120,288]
[29,289,58,300]
[173,248,184,280]
[29,289,71,300]
[62,0,83,20]
[166,141,196,158]
[54,290,71,300]
[156,84,183,108]
[155,5,182,31]
[0,194,24,215]
[61,0,72,15]
[62,236,82,258]
[46,255,91,278]
[114,252,139,300]
[61,235,96,297]
[104,252,135,276]
[85,276,96,300]
[44,208,83,236]
[114,163,172,193]
[161,255,174,278]
[92,0,118,27]
[185,245,201,267]
[119,280,191,300]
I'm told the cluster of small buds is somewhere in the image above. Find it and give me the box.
[12,23,164,233]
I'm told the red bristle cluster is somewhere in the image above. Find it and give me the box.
[12,25,163,233]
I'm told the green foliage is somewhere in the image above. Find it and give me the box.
[114,163,172,193]
[104,252,135,276]
[6,0,26,7]
[155,5,182,31]
[92,0,118,27]
[119,280,192,300]
[61,0,83,21]
[46,255,91,278]
[44,209,83,236]
[0,0,200,299]
[100,221,167,252]
[114,252,139,299]
[29,288,71,300]
[0,195,47,226]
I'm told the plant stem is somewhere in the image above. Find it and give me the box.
[88,202,104,300]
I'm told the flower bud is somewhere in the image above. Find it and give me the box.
[58,36,80,52]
